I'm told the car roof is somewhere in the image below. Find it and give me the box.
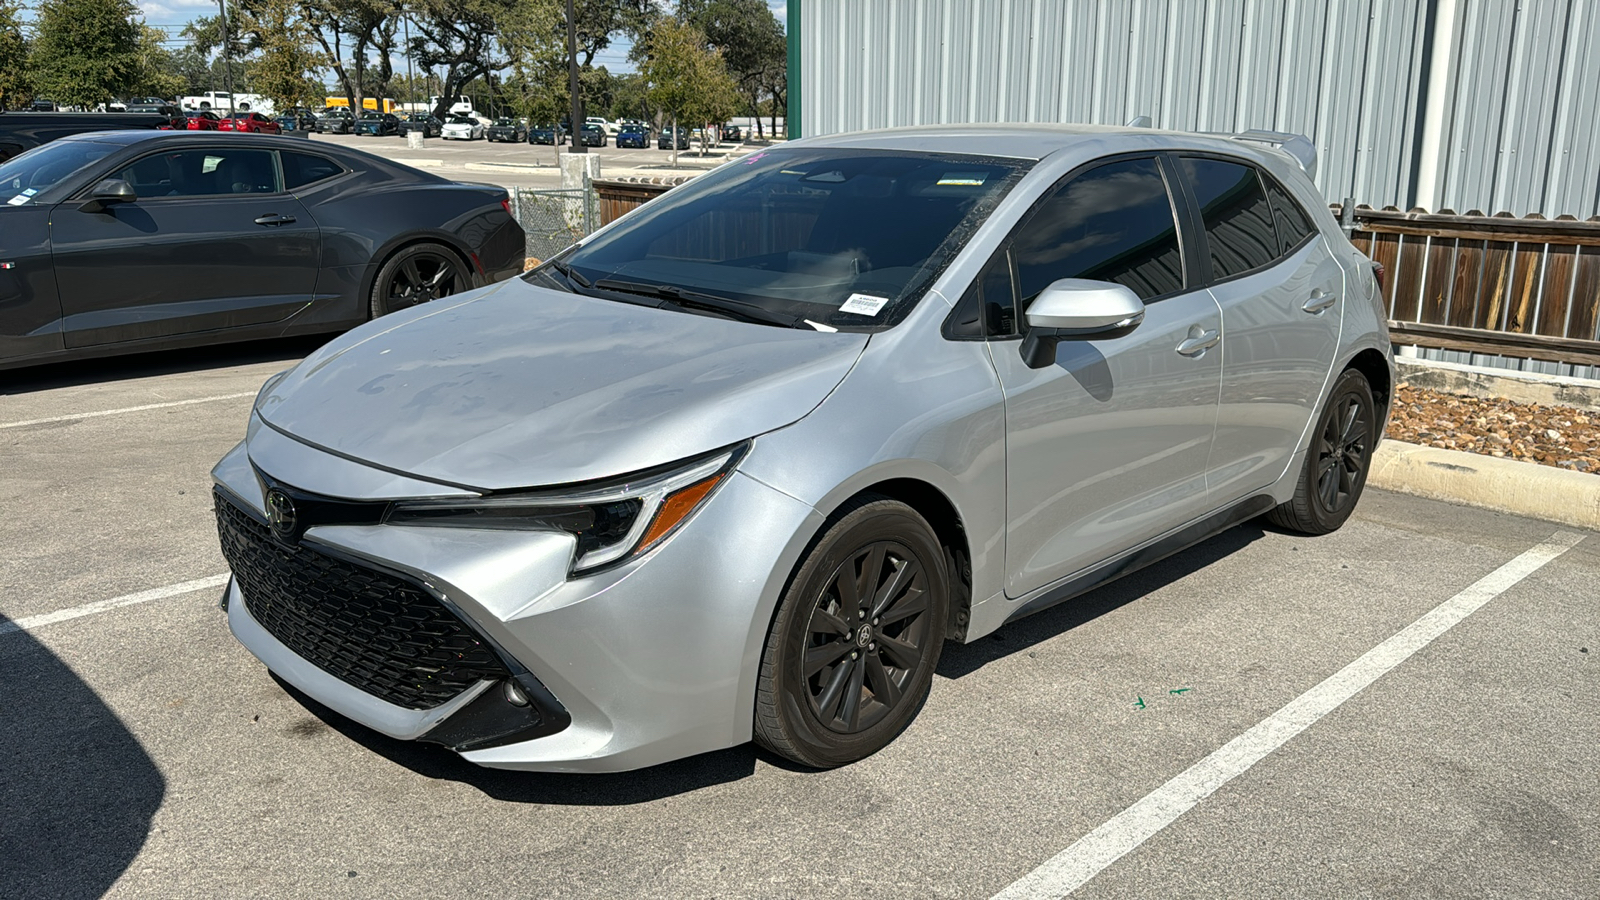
[794,123,1251,161]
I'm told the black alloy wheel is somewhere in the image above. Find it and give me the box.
[802,540,933,734]
[1268,368,1377,534]
[370,243,469,318]
[755,496,950,767]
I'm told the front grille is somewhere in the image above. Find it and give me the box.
[215,491,509,709]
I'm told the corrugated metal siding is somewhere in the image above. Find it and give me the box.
[800,0,1600,218]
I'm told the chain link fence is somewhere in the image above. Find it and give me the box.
[511,185,598,265]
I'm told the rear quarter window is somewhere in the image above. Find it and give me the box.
[281,151,343,189]
[1261,173,1318,254]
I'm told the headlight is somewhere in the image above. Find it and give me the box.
[385,443,749,575]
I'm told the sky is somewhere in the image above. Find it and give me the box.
[133,0,788,76]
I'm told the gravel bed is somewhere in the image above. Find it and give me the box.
[1386,384,1600,473]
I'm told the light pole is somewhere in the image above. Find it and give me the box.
[217,0,235,109]
[565,0,584,153]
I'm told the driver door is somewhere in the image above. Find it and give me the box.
[48,145,319,348]
[986,156,1223,598]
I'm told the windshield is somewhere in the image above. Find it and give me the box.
[0,139,117,205]
[494,118,515,126]
[547,148,1029,330]
[448,117,474,125]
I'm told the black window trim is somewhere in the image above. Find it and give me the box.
[1168,150,1318,289]
[942,151,1194,342]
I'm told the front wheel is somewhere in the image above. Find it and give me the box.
[754,496,950,768]
[1267,368,1377,534]
[369,243,469,318]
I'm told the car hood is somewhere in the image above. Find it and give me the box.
[255,280,869,492]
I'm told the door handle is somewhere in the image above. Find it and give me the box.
[1302,289,1338,314]
[254,213,296,226]
[1175,327,1220,357]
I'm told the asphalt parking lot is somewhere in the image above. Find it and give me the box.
[301,130,755,190]
[3,341,1597,899]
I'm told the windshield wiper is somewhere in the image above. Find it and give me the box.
[592,279,804,328]
[549,259,591,288]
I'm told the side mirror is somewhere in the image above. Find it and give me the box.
[1019,279,1145,368]
[78,178,137,213]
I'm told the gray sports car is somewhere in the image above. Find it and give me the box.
[214,124,1391,772]
[0,130,524,370]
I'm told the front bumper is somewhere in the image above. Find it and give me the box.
[214,422,822,772]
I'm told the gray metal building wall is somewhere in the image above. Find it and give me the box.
[797,0,1600,218]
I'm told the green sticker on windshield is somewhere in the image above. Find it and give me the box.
[936,172,988,186]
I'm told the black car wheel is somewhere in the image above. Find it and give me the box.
[370,243,469,318]
[754,495,949,768]
[1267,368,1377,535]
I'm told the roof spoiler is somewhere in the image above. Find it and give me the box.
[1226,129,1317,180]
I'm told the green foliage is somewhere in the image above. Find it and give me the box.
[132,25,185,100]
[0,2,29,108]
[641,18,738,160]
[28,0,143,107]
[406,0,514,119]
[243,0,323,109]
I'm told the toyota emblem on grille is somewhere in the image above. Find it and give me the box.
[265,489,297,538]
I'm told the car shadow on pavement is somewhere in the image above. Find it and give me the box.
[0,620,165,900]
[938,523,1266,679]
[0,335,332,395]
[273,674,762,804]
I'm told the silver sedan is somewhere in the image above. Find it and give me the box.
[213,124,1391,772]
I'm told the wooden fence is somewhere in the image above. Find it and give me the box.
[1346,206,1600,366]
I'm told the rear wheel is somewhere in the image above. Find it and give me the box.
[369,243,469,318]
[754,496,949,768]
[1267,368,1377,534]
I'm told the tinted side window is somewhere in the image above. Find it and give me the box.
[281,151,343,189]
[1179,158,1277,279]
[115,148,279,197]
[1012,157,1184,306]
[1262,173,1316,254]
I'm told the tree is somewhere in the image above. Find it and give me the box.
[406,0,514,120]
[641,18,737,165]
[28,0,143,108]
[243,0,323,109]
[132,25,185,100]
[301,0,398,112]
[681,0,783,138]
[0,2,29,109]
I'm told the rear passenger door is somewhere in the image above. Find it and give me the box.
[1172,157,1344,505]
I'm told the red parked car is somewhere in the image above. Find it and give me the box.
[219,112,282,135]
[182,110,223,131]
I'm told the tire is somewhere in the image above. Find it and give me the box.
[369,243,470,319]
[1267,368,1377,535]
[754,496,950,768]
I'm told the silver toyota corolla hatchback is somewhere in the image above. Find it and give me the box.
[214,124,1392,772]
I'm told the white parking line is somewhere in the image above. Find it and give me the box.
[991,530,1587,900]
[0,574,230,636]
[0,392,255,430]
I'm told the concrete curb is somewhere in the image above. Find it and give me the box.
[1369,439,1600,530]
[1396,355,1600,412]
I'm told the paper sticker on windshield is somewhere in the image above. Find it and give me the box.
[936,172,988,186]
[839,293,890,316]
[6,194,29,206]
